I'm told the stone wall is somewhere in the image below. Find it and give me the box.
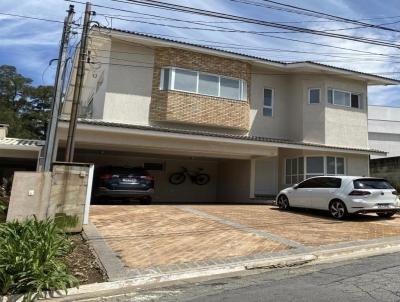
[149,48,251,131]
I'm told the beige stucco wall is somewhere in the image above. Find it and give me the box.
[249,68,290,138]
[277,148,369,191]
[103,40,154,124]
[324,77,368,148]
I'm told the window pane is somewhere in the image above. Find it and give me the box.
[220,77,240,99]
[286,176,291,184]
[161,68,170,90]
[309,89,320,104]
[264,89,273,106]
[263,107,273,117]
[298,157,304,174]
[353,179,393,189]
[198,73,219,96]
[333,90,350,106]
[327,157,335,175]
[328,89,333,104]
[351,94,360,108]
[174,69,197,92]
[291,158,298,175]
[336,157,345,174]
[241,81,247,101]
[306,157,324,174]
[292,175,298,184]
[285,159,291,175]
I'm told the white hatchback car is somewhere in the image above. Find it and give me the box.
[276,176,400,219]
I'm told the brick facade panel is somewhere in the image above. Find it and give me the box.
[149,48,251,131]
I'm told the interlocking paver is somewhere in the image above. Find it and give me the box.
[90,205,286,269]
[191,205,400,246]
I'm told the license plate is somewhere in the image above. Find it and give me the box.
[122,178,138,183]
[377,204,390,208]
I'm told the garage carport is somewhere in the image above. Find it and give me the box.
[56,119,279,203]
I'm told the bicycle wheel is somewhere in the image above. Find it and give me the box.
[195,174,210,185]
[169,173,186,185]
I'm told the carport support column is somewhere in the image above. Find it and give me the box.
[250,158,256,199]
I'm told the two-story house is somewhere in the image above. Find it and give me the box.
[56,27,399,203]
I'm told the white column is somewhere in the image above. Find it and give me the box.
[249,158,256,199]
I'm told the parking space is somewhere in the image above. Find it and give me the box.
[89,204,400,271]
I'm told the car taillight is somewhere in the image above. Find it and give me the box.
[393,191,398,195]
[100,174,113,180]
[141,176,153,181]
[349,190,371,196]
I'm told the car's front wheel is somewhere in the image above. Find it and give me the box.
[277,195,290,210]
[377,211,396,218]
[329,200,348,220]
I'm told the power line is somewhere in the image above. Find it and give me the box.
[0,12,64,23]
[71,2,400,61]
[256,0,400,33]
[102,0,400,48]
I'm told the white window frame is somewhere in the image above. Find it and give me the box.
[326,156,346,176]
[263,87,274,117]
[284,156,346,185]
[327,88,362,109]
[308,88,321,104]
[160,67,247,101]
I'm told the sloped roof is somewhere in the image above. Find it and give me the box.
[63,118,385,156]
[0,137,44,148]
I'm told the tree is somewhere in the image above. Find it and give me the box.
[0,65,53,140]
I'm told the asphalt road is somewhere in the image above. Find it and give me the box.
[132,252,400,302]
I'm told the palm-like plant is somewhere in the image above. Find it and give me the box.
[0,218,78,301]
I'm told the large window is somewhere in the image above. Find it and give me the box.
[284,156,345,184]
[160,67,247,101]
[327,88,362,109]
[263,88,273,117]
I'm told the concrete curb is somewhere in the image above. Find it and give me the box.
[36,238,400,301]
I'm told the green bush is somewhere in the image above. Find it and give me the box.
[0,218,78,301]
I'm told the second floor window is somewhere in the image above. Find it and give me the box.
[327,88,362,109]
[160,67,247,101]
[263,88,273,117]
[308,88,320,104]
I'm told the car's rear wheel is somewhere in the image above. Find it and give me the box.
[277,195,290,210]
[329,200,348,219]
[377,211,396,218]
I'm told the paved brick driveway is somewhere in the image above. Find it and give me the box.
[89,204,400,271]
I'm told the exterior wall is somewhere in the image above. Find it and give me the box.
[370,156,400,189]
[103,40,154,124]
[217,159,251,202]
[278,148,369,191]
[325,78,368,148]
[62,34,112,119]
[249,69,290,138]
[254,157,278,195]
[149,48,251,131]
[368,105,400,159]
[7,164,91,232]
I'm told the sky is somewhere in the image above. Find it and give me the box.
[1,0,400,107]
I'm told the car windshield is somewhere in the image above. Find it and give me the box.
[353,179,393,190]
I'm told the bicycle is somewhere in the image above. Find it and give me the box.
[169,167,210,185]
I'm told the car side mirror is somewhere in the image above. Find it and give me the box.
[293,184,299,189]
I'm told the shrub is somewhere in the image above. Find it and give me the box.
[0,218,79,301]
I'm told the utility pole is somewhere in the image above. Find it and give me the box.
[42,5,75,171]
[65,2,92,162]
